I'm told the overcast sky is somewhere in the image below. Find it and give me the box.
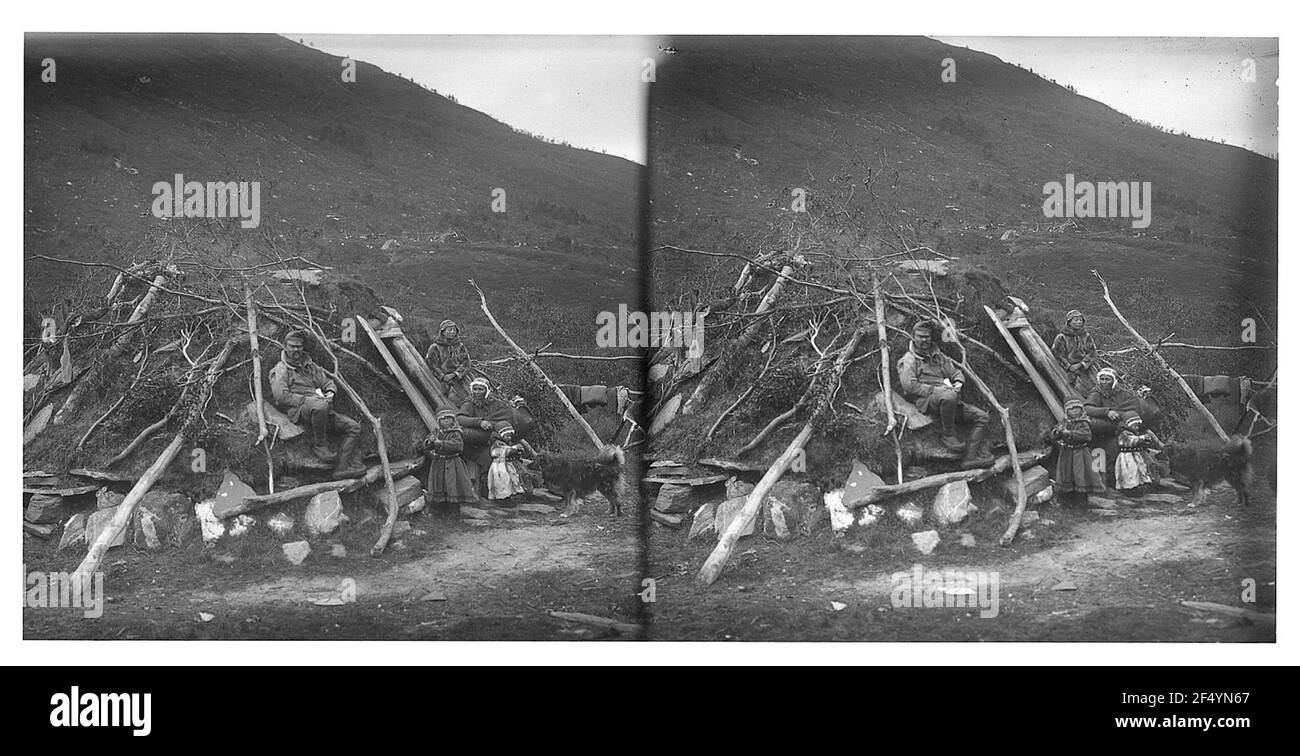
[937,37,1278,156]
[292,35,658,164]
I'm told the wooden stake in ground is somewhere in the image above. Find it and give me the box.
[469,279,603,450]
[73,337,237,582]
[873,274,904,483]
[1093,270,1230,442]
[245,287,269,446]
[697,322,870,586]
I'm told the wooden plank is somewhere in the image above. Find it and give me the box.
[984,306,1065,420]
[381,326,456,412]
[356,315,439,432]
[642,474,729,486]
[1012,319,1083,402]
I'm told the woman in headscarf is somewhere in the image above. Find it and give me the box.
[1083,367,1141,439]
[1051,310,1099,393]
[455,377,514,492]
[425,319,473,403]
[420,409,478,509]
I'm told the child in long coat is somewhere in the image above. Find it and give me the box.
[422,410,478,507]
[1050,399,1106,502]
[1115,415,1163,493]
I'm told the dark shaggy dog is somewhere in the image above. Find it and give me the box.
[534,445,627,517]
[1164,435,1254,507]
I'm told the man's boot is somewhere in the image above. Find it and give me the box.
[938,395,965,453]
[960,424,995,469]
[331,428,365,480]
[307,405,338,463]
[312,440,338,464]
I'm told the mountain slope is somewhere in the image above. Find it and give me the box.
[25,34,638,271]
[649,35,1275,245]
[647,36,1276,378]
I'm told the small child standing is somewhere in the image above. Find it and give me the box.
[1050,399,1106,503]
[486,426,531,505]
[1115,416,1163,493]
[422,409,478,509]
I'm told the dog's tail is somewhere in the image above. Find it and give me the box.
[596,444,626,468]
[1226,434,1254,459]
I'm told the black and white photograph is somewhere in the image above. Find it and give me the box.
[643,36,1277,641]
[21,33,649,640]
[12,7,1288,662]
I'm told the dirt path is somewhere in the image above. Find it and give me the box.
[646,485,1276,642]
[24,505,644,641]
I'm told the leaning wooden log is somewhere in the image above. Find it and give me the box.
[1093,270,1230,441]
[985,305,1065,420]
[470,279,604,449]
[73,336,237,583]
[245,287,270,446]
[1007,311,1081,402]
[216,457,424,518]
[356,314,440,432]
[325,369,402,557]
[873,274,904,483]
[682,263,795,416]
[380,321,456,412]
[698,322,870,586]
[52,271,168,427]
[846,448,1052,509]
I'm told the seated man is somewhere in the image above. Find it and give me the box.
[896,320,994,469]
[455,377,514,488]
[425,319,473,404]
[269,330,364,478]
[1083,368,1140,441]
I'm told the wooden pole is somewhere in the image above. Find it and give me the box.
[245,287,269,446]
[381,325,456,412]
[873,274,904,483]
[697,322,870,586]
[73,337,237,581]
[216,458,424,518]
[846,448,1051,509]
[1093,270,1230,441]
[356,315,439,432]
[985,306,1066,420]
[327,371,402,558]
[1012,323,1082,402]
[469,279,603,450]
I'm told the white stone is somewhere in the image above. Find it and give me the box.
[282,541,311,565]
[824,489,854,534]
[911,530,941,555]
[194,501,226,544]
